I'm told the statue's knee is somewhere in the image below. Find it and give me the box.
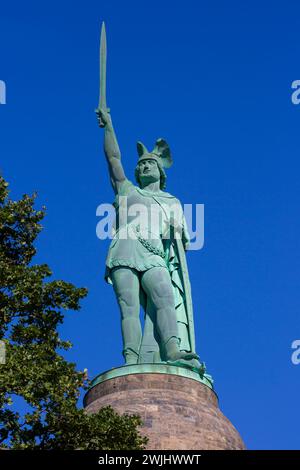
[150,279,171,299]
[117,287,139,310]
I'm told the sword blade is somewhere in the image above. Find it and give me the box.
[99,21,107,110]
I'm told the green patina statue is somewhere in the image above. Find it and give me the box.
[96,23,204,375]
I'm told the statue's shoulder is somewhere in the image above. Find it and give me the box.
[157,190,177,200]
[116,178,136,196]
[112,179,136,209]
[158,191,182,208]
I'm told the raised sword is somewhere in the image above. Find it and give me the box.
[96,22,108,127]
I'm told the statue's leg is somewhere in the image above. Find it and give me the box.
[110,266,141,365]
[138,296,162,363]
[141,267,198,363]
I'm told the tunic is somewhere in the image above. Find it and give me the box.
[105,178,186,284]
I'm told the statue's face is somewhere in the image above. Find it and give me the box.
[138,159,160,186]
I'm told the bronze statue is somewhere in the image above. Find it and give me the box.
[96,23,203,374]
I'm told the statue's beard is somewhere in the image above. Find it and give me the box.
[139,173,160,187]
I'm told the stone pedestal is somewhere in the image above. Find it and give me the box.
[84,364,245,450]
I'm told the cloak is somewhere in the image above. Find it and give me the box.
[138,191,196,362]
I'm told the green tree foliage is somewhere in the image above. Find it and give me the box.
[0,176,147,449]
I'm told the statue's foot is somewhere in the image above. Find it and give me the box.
[167,357,205,374]
[123,350,139,365]
[167,350,199,362]
[125,358,138,365]
[164,337,199,362]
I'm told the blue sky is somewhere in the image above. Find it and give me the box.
[1,0,300,450]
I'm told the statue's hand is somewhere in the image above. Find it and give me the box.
[95,107,111,128]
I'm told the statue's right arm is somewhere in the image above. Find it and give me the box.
[96,108,126,194]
